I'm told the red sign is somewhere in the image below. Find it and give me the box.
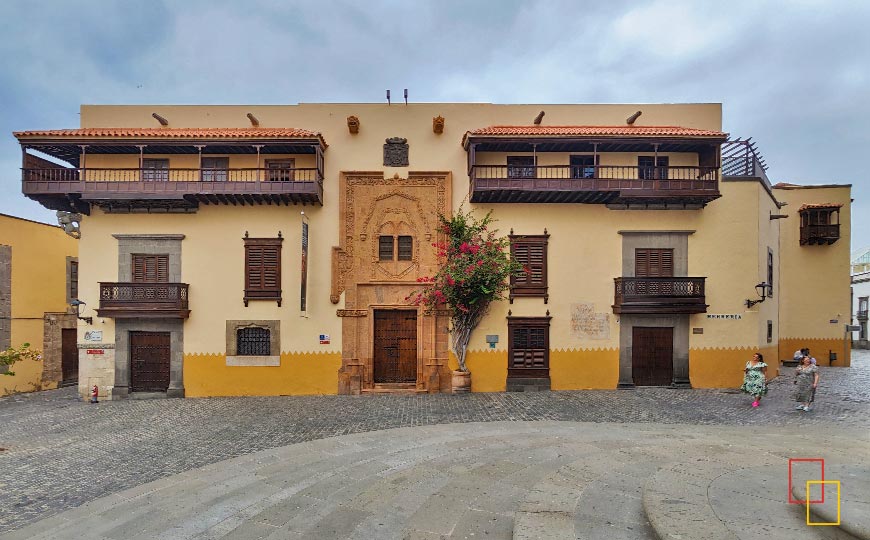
[86,349,104,355]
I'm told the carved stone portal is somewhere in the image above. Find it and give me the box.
[333,172,452,394]
[383,137,409,167]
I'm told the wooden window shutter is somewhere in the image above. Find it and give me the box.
[507,316,551,378]
[244,237,283,306]
[132,254,169,282]
[509,233,549,303]
[378,236,394,261]
[69,260,79,300]
[635,248,673,277]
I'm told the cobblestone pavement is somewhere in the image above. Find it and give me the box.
[0,350,868,534]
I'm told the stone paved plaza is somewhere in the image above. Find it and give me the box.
[1,350,869,539]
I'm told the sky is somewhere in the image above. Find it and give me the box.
[1,0,867,250]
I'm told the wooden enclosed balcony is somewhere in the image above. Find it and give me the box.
[463,125,727,208]
[97,282,190,318]
[612,277,708,314]
[470,165,719,205]
[15,127,327,214]
[22,166,323,213]
[800,224,840,246]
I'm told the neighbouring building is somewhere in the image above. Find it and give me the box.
[12,103,852,400]
[0,213,79,395]
[852,268,869,349]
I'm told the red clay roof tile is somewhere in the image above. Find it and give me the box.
[14,127,324,142]
[466,125,727,137]
[798,203,843,211]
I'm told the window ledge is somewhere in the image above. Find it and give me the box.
[226,355,280,367]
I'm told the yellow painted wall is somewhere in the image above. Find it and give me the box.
[0,214,78,395]
[776,185,852,366]
[184,352,341,397]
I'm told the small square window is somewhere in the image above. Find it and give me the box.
[237,327,271,356]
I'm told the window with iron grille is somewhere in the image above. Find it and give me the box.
[767,320,773,343]
[132,254,169,282]
[510,233,548,302]
[244,237,283,306]
[379,236,394,260]
[237,327,271,356]
[397,236,413,261]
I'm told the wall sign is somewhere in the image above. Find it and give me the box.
[84,330,102,342]
[706,314,742,320]
[319,334,330,344]
[86,349,104,355]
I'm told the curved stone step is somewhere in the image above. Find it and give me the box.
[790,465,870,540]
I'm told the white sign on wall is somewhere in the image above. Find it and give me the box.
[84,330,103,342]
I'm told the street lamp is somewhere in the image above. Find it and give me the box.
[745,282,773,309]
[70,299,93,325]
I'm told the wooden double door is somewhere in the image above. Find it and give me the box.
[632,327,673,386]
[373,310,418,384]
[130,331,171,392]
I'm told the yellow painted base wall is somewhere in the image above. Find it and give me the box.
[184,352,342,397]
[689,345,780,388]
[550,348,619,390]
[779,338,850,367]
[449,347,619,391]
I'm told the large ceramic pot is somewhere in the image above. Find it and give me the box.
[451,370,471,394]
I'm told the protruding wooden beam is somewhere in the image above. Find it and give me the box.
[626,110,642,125]
[246,113,259,126]
[533,111,545,125]
[152,113,169,126]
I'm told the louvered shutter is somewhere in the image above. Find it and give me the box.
[132,254,169,282]
[510,234,548,301]
[635,249,673,277]
[244,238,283,305]
[397,236,413,261]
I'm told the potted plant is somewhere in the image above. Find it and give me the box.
[409,207,521,393]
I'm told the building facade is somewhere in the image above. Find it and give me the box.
[12,103,852,399]
[0,214,79,395]
[852,270,869,349]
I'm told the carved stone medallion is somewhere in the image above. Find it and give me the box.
[383,137,409,167]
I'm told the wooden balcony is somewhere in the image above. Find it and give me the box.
[800,224,840,246]
[97,282,190,319]
[469,165,720,207]
[612,277,707,314]
[22,167,323,213]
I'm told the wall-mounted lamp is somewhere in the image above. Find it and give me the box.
[70,299,93,325]
[745,282,773,308]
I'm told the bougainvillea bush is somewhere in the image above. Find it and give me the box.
[408,207,522,372]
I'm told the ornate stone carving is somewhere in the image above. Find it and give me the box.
[57,211,82,239]
[346,115,360,134]
[433,116,445,134]
[333,172,452,395]
[336,309,368,317]
[383,137,409,167]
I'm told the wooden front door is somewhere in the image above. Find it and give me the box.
[373,310,417,384]
[632,326,673,386]
[130,331,171,392]
[61,328,78,385]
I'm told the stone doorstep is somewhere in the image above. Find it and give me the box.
[790,465,870,540]
[506,378,551,392]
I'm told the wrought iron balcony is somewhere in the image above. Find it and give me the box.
[612,277,707,314]
[22,167,323,213]
[800,224,840,246]
[469,165,720,206]
[97,282,190,318]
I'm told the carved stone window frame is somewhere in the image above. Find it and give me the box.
[225,320,280,366]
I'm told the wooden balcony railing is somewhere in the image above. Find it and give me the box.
[612,277,708,314]
[470,165,720,205]
[97,282,190,318]
[21,167,323,211]
[800,224,840,246]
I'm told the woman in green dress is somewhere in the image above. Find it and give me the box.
[794,355,819,412]
[740,352,768,408]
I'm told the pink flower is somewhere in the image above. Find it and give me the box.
[460,242,470,253]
